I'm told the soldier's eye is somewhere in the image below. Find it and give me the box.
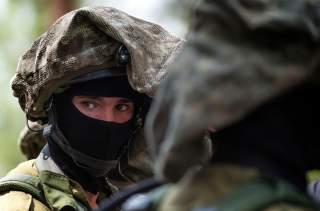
[115,104,129,111]
[81,101,97,109]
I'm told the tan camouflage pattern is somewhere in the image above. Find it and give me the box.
[19,122,47,160]
[0,191,50,211]
[146,0,320,182]
[11,6,184,120]
[0,160,49,211]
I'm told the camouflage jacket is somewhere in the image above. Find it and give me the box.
[123,165,319,211]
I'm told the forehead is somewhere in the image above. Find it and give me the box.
[74,96,133,103]
[65,76,138,100]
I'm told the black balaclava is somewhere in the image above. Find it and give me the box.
[46,75,143,193]
[211,83,320,192]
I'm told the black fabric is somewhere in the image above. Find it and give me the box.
[54,95,134,160]
[62,76,143,104]
[211,83,320,192]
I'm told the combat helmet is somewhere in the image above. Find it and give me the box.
[146,0,320,182]
[11,6,184,122]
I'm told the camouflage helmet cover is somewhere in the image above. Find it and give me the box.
[147,0,320,181]
[11,6,184,120]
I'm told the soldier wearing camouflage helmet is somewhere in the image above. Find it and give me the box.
[0,6,184,211]
[120,0,320,210]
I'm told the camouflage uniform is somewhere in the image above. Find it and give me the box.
[0,6,184,211]
[122,0,320,210]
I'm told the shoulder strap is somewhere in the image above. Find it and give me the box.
[194,177,319,211]
[0,173,49,207]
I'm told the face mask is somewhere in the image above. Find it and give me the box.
[46,76,143,177]
[56,96,134,161]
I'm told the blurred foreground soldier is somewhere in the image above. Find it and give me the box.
[0,6,183,211]
[19,122,47,160]
[121,0,320,210]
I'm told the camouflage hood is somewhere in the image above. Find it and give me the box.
[11,6,184,120]
[146,0,320,181]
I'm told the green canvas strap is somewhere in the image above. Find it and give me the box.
[193,177,319,211]
[0,173,49,207]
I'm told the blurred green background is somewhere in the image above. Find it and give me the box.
[0,0,186,177]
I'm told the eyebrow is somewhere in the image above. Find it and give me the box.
[76,96,133,103]
[77,96,100,100]
[117,98,133,103]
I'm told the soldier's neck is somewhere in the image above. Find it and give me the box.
[85,191,99,209]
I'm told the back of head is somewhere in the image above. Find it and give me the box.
[146,0,320,182]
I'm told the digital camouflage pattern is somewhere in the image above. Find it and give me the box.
[146,0,320,182]
[11,6,184,121]
[19,122,47,159]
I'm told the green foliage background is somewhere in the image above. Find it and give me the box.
[0,0,49,176]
